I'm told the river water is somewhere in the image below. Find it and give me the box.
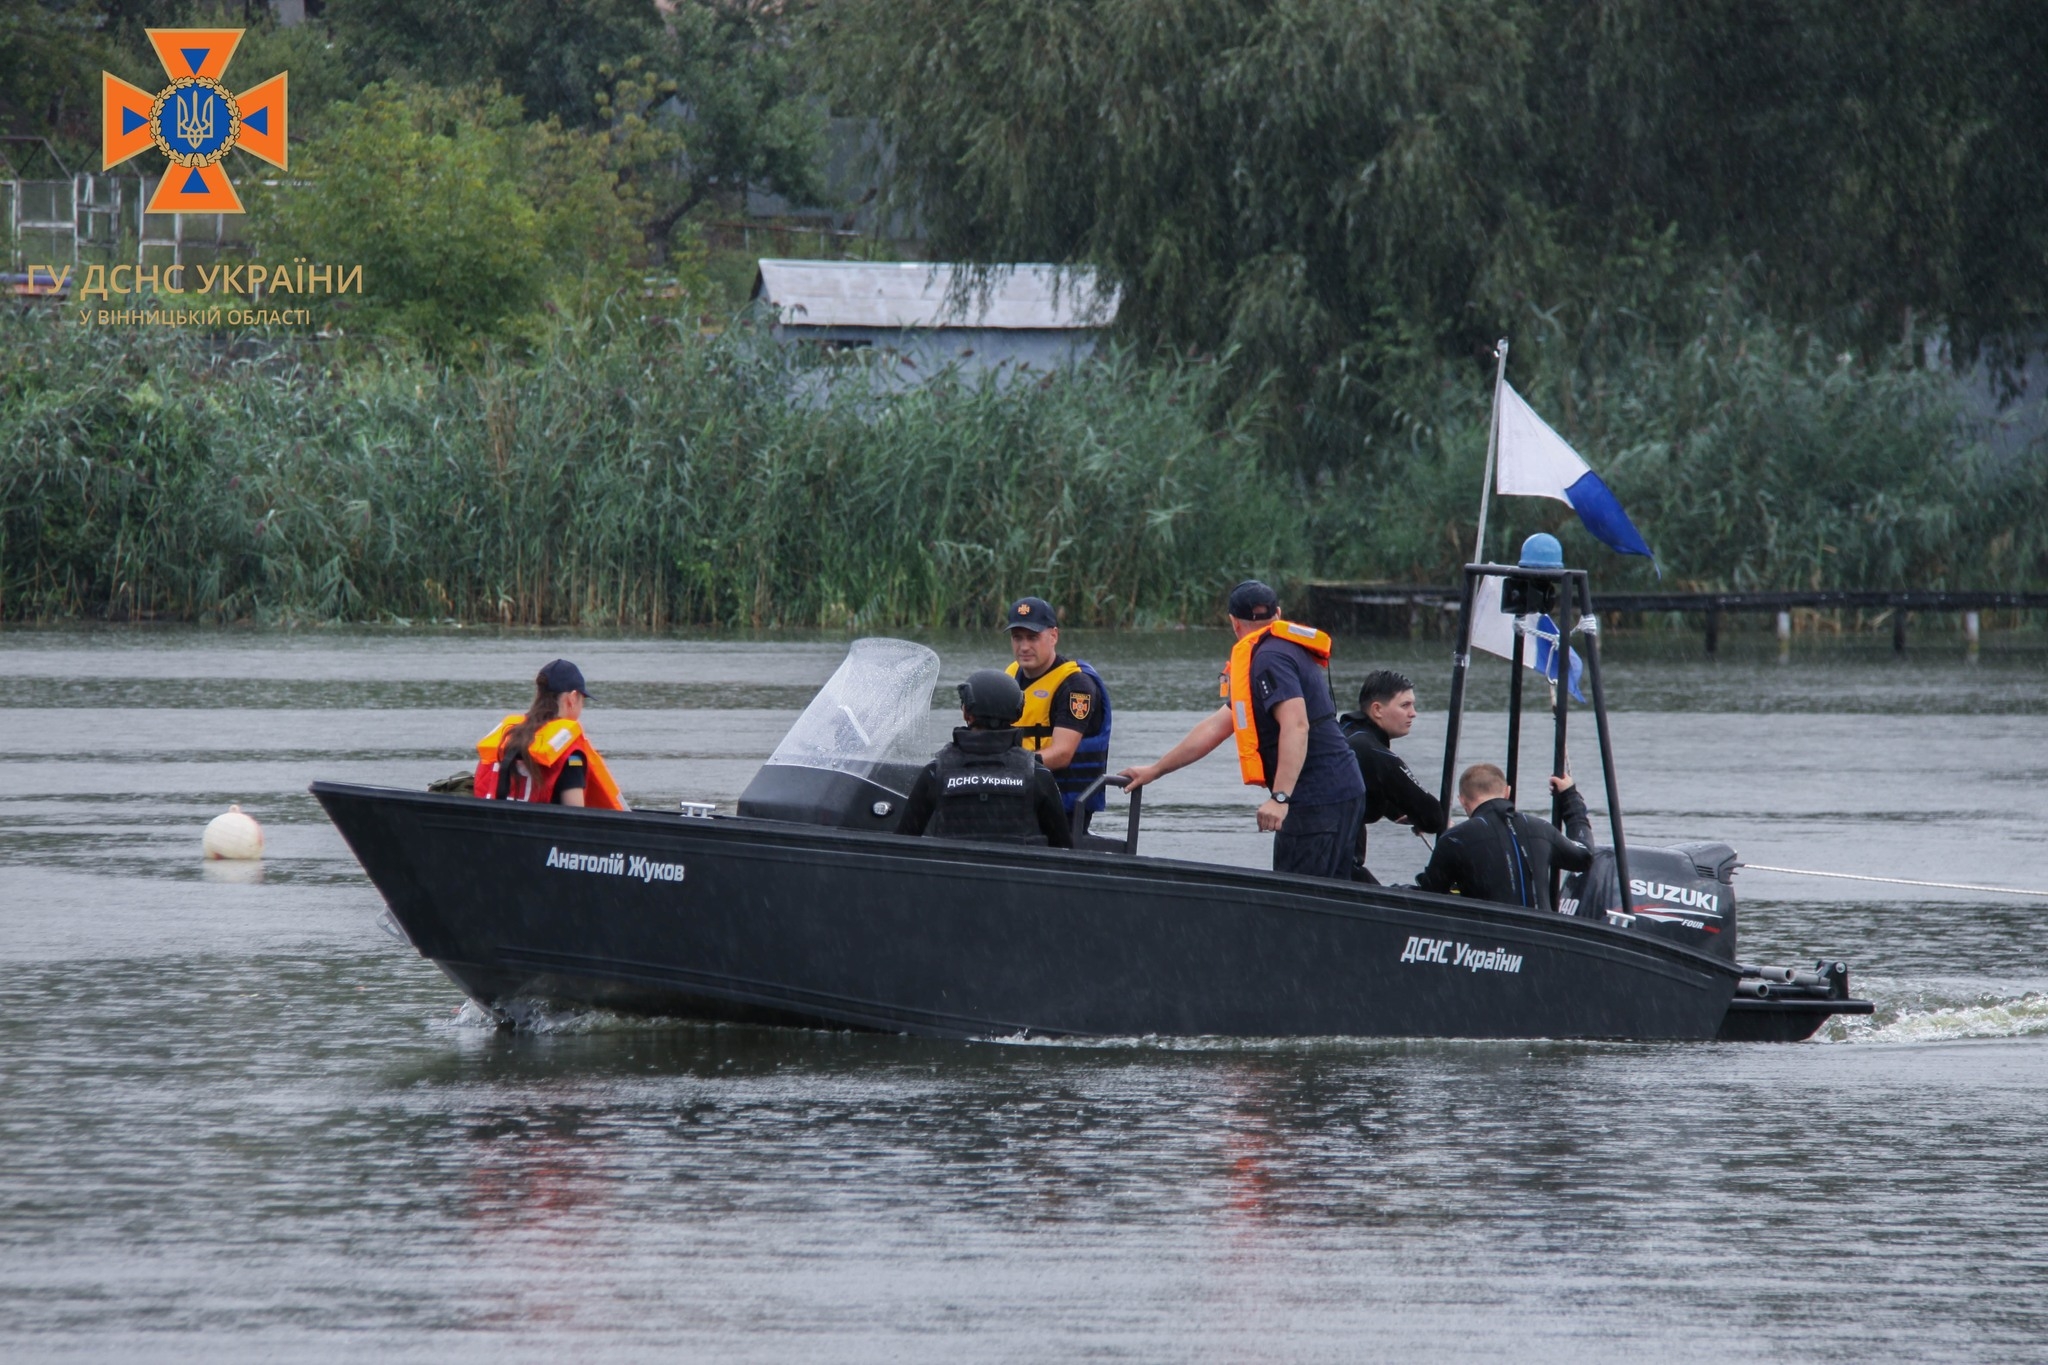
[5,627,2047,1362]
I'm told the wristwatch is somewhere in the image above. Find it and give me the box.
[1271,791,1291,804]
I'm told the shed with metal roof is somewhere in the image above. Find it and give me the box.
[751,260,1119,381]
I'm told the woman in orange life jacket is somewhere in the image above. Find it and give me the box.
[472,659,626,810]
[1118,580,1363,878]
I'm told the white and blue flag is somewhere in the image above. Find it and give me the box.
[1495,383,1655,564]
[1525,612,1586,703]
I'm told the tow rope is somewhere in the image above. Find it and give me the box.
[1742,864,2048,900]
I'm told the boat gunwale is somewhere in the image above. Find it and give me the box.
[310,780,1746,987]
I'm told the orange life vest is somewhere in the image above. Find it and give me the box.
[1219,620,1335,787]
[473,714,626,810]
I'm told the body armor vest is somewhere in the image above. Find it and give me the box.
[926,728,1046,844]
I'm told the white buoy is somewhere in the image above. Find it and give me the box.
[203,804,265,861]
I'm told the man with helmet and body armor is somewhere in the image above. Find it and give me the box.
[899,669,1075,848]
[1002,596,1113,832]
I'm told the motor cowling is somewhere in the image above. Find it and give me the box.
[1561,841,1738,961]
[738,760,926,832]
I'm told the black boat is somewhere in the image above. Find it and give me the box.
[316,557,1873,1043]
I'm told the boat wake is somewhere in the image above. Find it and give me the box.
[973,1031,1607,1053]
[430,990,2048,1047]
[989,990,2048,1050]
[979,1031,1305,1051]
[444,997,707,1035]
[1818,988,2048,1044]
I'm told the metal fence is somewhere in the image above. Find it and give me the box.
[3,137,252,274]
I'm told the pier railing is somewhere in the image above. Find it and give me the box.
[1304,583,2048,655]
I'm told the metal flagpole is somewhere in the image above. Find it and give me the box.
[1472,338,1509,562]
[1442,339,1511,813]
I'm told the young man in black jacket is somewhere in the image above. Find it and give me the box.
[1415,763,1592,912]
[1338,669,1446,882]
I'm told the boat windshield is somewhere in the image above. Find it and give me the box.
[766,638,943,777]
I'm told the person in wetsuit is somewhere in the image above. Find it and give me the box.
[899,669,1074,849]
[1338,669,1447,883]
[1415,763,1591,912]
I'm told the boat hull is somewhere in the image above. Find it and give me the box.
[1716,998,1858,1043]
[314,782,1759,1041]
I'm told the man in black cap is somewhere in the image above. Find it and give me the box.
[1119,581,1363,878]
[899,668,1074,848]
[1338,669,1446,882]
[1002,596,1113,829]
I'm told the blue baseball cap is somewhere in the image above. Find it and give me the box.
[539,658,593,698]
[1004,597,1059,633]
[1226,580,1280,620]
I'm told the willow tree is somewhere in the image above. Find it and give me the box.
[822,0,1540,463]
[819,0,2048,472]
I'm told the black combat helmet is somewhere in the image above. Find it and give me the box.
[957,668,1025,728]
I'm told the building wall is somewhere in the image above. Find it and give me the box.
[773,325,1101,389]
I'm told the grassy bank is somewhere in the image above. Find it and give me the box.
[3,308,2042,628]
[0,312,1294,628]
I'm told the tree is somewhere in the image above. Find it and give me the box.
[248,84,616,355]
[325,0,668,131]
[325,0,825,254]
[0,1,144,165]
[657,0,826,230]
[820,0,2048,470]
[821,0,1541,467]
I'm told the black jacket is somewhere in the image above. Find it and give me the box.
[899,727,1074,848]
[1415,789,1593,912]
[1337,714,1447,871]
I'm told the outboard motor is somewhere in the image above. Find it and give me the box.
[1562,841,1738,962]
[738,638,942,833]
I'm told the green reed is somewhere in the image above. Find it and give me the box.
[3,303,2040,628]
[0,311,1297,627]
[1310,296,2048,593]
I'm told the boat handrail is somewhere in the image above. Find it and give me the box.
[1069,774,1142,856]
